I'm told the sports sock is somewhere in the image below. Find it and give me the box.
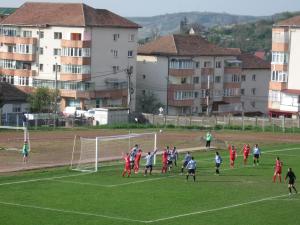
[193,175,195,182]
[289,187,292,193]
[273,175,276,182]
[186,175,189,181]
[293,187,297,193]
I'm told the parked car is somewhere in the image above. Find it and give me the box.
[84,109,96,119]
[63,107,86,118]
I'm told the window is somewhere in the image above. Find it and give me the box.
[39,31,44,38]
[61,65,90,74]
[195,62,200,68]
[7,45,14,53]
[71,33,81,41]
[194,92,199,98]
[12,104,21,113]
[112,50,118,57]
[193,77,199,84]
[128,50,133,58]
[22,30,32,38]
[174,91,194,100]
[241,89,245,95]
[142,90,146,95]
[61,48,90,57]
[113,34,120,41]
[251,101,256,108]
[53,48,61,56]
[169,59,194,69]
[215,61,222,68]
[54,32,62,39]
[39,47,44,55]
[214,76,221,83]
[181,77,187,84]
[142,74,146,79]
[232,74,240,82]
[252,74,256,81]
[204,61,211,68]
[272,52,289,64]
[39,64,44,72]
[251,88,256,95]
[241,75,246,81]
[53,64,61,72]
[129,34,135,42]
[112,66,119,73]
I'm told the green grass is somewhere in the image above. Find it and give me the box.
[0,143,299,225]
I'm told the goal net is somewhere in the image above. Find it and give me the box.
[70,132,157,172]
[0,126,30,152]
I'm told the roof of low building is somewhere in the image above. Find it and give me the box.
[282,89,300,95]
[237,53,270,70]
[0,82,28,104]
[276,15,300,27]
[0,2,140,28]
[138,34,241,57]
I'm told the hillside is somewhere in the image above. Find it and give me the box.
[130,12,264,39]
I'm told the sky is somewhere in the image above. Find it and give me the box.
[1,0,300,17]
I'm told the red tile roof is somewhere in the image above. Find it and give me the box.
[138,34,241,56]
[0,2,140,28]
[276,15,300,26]
[237,53,270,69]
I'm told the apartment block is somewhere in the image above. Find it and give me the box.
[268,16,300,117]
[0,2,139,111]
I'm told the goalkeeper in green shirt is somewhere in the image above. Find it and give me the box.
[22,141,29,163]
[205,131,212,149]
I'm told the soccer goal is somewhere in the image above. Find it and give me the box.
[0,126,30,152]
[70,132,157,172]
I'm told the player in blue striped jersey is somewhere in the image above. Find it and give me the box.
[181,152,192,174]
[186,157,196,182]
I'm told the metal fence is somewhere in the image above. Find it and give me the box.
[142,113,300,132]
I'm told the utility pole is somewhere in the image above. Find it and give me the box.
[126,66,133,112]
[206,74,210,116]
[54,61,58,128]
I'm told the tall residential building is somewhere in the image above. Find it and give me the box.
[238,54,270,115]
[268,16,300,117]
[137,34,243,115]
[0,2,139,111]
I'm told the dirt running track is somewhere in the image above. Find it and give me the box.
[0,129,299,173]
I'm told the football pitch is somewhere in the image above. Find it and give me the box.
[0,143,299,225]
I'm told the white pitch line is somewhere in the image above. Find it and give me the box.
[0,200,145,223]
[264,147,300,153]
[267,198,300,201]
[264,152,299,157]
[144,194,288,223]
[55,175,176,188]
[0,172,92,187]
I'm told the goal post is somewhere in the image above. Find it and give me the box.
[70,132,157,172]
[0,126,30,151]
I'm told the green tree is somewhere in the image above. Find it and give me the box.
[138,91,164,114]
[28,87,59,113]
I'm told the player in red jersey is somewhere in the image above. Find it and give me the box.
[273,157,283,183]
[122,153,131,177]
[161,148,168,173]
[242,144,251,166]
[228,144,237,168]
[134,149,142,174]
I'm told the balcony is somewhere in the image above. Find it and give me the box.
[168,84,194,91]
[223,83,241,88]
[169,69,194,77]
[201,68,214,75]
[168,99,194,107]
[60,89,92,99]
[224,67,242,74]
[272,43,289,52]
[60,73,91,82]
[269,81,287,91]
[0,36,37,45]
[61,56,91,65]
[271,64,288,71]
[0,52,36,62]
[0,68,37,77]
[61,40,91,48]
[94,88,127,99]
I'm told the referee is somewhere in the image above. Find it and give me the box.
[285,168,297,196]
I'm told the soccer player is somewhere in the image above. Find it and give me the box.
[161,148,168,173]
[130,144,138,169]
[171,146,178,167]
[144,149,158,176]
[205,131,212,149]
[186,157,196,182]
[134,149,142,174]
[242,144,251,166]
[285,168,297,196]
[228,144,237,168]
[253,144,261,166]
[167,146,173,172]
[273,157,283,183]
[181,152,192,174]
[215,151,222,175]
[22,141,29,163]
[122,153,131,177]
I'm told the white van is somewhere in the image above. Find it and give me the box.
[63,107,86,117]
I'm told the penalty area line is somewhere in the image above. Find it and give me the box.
[144,194,288,223]
[0,200,145,223]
